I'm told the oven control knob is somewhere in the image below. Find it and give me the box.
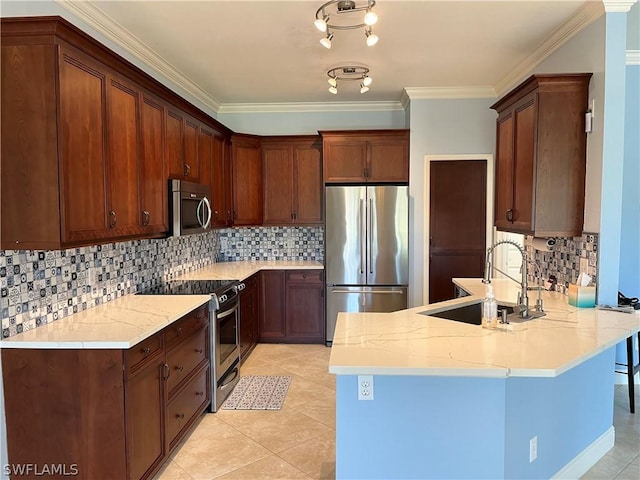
[219,294,227,303]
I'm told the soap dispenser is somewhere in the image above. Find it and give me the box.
[482,285,498,329]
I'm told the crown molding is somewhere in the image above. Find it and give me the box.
[494,1,604,97]
[602,0,638,12]
[54,0,222,112]
[628,50,640,65]
[218,101,404,114]
[403,86,497,101]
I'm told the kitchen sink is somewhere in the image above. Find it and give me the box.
[420,302,514,325]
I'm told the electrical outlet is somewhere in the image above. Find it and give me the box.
[358,375,374,401]
[529,436,538,463]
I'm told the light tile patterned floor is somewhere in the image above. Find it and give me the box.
[155,344,335,480]
[156,344,639,480]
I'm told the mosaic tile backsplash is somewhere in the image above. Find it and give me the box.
[1,226,323,338]
[525,233,598,291]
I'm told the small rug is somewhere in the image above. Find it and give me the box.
[222,375,292,410]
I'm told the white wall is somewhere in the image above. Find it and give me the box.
[406,98,497,306]
[533,17,606,233]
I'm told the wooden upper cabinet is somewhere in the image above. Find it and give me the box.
[139,94,168,234]
[491,74,591,237]
[200,126,231,227]
[231,134,263,226]
[166,109,199,182]
[262,136,323,225]
[321,130,409,184]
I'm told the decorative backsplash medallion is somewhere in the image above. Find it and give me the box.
[1,226,323,338]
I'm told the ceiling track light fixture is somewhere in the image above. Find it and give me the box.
[314,0,378,48]
[326,66,372,94]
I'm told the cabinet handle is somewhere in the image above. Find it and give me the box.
[196,391,204,397]
[233,211,238,220]
[142,210,150,226]
[175,326,183,335]
[291,212,294,220]
[162,363,170,380]
[195,348,203,354]
[214,210,219,220]
[109,211,117,228]
[506,209,514,222]
[175,365,184,372]
[184,163,191,177]
[226,211,231,222]
[363,167,369,178]
[302,273,307,279]
[293,211,297,220]
[176,413,185,419]
[141,346,151,355]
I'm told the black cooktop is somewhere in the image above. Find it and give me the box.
[138,279,237,296]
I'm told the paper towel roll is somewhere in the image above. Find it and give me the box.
[532,237,555,251]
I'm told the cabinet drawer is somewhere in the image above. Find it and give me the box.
[167,365,210,449]
[165,304,209,350]
[286,270,323,284]
[166,326,208,396]
[126,332,163,373]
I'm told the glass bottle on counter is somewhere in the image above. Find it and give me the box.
[482,285,498,329]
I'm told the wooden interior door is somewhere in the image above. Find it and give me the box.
[429,160,487,303]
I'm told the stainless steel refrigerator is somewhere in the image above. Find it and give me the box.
[325,185,409,344]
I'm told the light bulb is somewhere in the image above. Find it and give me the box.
[360,84,369,94]
[329,85,338,95]
[364,9,378,26]
[328,77,337,87]
[362,76,372,86]
[320,33,333,49]
[314,15,329,32]
[366,30,379,47]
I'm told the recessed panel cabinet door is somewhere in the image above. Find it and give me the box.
[58,50,109,243]
[140,95,168,234]
[494,114,514,231]
[511,99,536,233]
[294,143,323,224]
[166,110,184,179]
[210,133,229,227]
[231,135,263,225]
[263,144,294,224]
[106,77,141,236]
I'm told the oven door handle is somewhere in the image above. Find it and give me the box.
[216,303,239,319]
[220,368,239,389]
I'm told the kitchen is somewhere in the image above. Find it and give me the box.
[1,1,640,479]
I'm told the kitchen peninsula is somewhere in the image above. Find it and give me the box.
[329,278,640,479]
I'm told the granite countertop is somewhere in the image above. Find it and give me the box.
[0,260,324,350]
[328,278,640,378]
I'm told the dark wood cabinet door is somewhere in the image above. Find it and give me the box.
[368,136,409,183]
[166,109,184,179]
[263,144,294,225]
[106,77,141,237]
[140,94,168,234]
[260,270,286,342]
[231,135,263,225]
[285,271,324,343]
[210,133,229,227]
[184,117,199,181]
[294,141,323,224]
[494,113,515,231]
[198,124,214,205]
[239,273,259,360]
[323,140,367,183]
[58,49,109,243]
[511,99,536,233]
[126,359,166,480]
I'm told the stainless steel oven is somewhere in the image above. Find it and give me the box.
[170,179,212,236]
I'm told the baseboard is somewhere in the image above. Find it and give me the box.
[551,426,615,479]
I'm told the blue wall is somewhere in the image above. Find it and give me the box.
[335,348,615,479]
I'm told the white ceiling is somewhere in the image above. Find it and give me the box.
[53,1,604,111]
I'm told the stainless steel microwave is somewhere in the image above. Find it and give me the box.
[170,179,212,236]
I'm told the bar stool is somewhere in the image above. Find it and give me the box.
[615,332,640,413]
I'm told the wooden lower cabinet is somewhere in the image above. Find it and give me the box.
[1,304,210,480]
[259,270,325,344]
[239,273,260,361]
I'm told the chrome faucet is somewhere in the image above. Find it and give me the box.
[482,239,541,319]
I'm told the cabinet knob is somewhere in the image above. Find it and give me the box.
[141,346,151,355]
[195,348,203,354]
[506,209,514,222]
[196,391,204,397]
[233,211,238,220]
[214,210,219,220]
[175,365,184,371]
[176,413,185,419]
[109,211,117,228]
[175,327,183,335]
[302,273,307,279]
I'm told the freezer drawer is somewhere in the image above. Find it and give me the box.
[326,286,408,344]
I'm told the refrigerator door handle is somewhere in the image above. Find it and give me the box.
[369,198,374,274]
[360,198,366,275]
